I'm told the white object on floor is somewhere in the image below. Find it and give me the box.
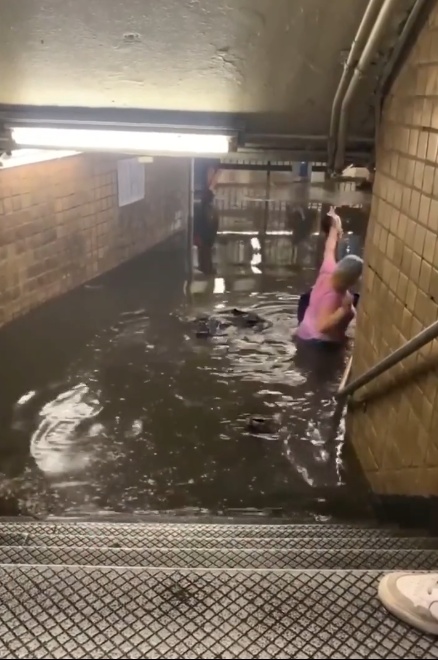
[378,572,438,635]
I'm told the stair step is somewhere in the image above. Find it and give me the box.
[2,532,436,550]
[0,565,434,658]
[0,522,409,550]
[2,545,438,570]
[0,521,399,539]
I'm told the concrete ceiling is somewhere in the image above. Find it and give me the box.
[0,0,418,150]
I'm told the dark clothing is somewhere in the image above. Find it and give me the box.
[194,158,221,199]
[194,196,219,274]
[194,198,218,246]
[194,188,218,243]
[297,291,311,325]
[197,243,215,274]
[193,158,220,275]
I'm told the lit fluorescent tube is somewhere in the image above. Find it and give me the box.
[12,127,231,155]
[0,149,78,169]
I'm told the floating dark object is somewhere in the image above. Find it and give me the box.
[231,308,263,328]
[194,308,269,338]
[247,415,274,434]
[195,316,226,338]
[195,318,214,338]
[244,312,261,327]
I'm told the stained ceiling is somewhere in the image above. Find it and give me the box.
[0,0,419,158]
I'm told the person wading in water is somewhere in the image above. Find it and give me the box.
[296,207,363,346]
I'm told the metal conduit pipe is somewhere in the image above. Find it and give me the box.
[334,0,400,172]
[247,134,374,144]
[373,0,431,154]
[328,0,384,170]
[229,149,372,163]
[375,0,432,142]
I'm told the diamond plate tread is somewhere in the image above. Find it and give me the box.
[1,545,438,570]
[1,531,436,550]
[0,521,400,539]
[0,565,436,659]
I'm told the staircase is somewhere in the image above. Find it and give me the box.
[0,520,437,658]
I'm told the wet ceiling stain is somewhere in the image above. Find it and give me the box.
[122,33,142,43]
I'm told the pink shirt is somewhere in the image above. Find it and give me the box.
[296,256,353,342]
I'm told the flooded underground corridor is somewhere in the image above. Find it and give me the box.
[0,181,371,520]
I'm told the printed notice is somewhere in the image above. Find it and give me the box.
[117,158,145,207]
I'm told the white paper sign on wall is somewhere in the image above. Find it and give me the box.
[117,158,146,207]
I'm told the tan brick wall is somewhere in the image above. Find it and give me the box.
[0,154,189,327]
[347,2,438,496]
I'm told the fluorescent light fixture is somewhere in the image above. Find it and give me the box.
[12,127,231,155]
[0,148,77,169]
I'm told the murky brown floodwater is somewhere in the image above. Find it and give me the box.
[0,183,371,519]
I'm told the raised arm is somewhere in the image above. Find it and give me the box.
[323,206,343,262]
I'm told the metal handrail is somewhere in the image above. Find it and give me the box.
[336,318,438,399]
[338,356,353,394]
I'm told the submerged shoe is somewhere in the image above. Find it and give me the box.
[378,572,438,635]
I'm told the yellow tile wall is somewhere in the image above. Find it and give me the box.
[347,2,438,495]
[0,154,189,327]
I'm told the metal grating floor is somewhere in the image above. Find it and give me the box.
[0,565,437,659]
[1,545,438,570]
[0,522,437,658]
[0,521,402,539]
[2,535,437,552]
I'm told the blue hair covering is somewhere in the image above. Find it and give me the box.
[334,254,363,280]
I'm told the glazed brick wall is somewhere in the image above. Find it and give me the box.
[0,154,189,327]
[347,2,438,496]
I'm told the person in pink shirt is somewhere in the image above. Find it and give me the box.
[296,207,363,345]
